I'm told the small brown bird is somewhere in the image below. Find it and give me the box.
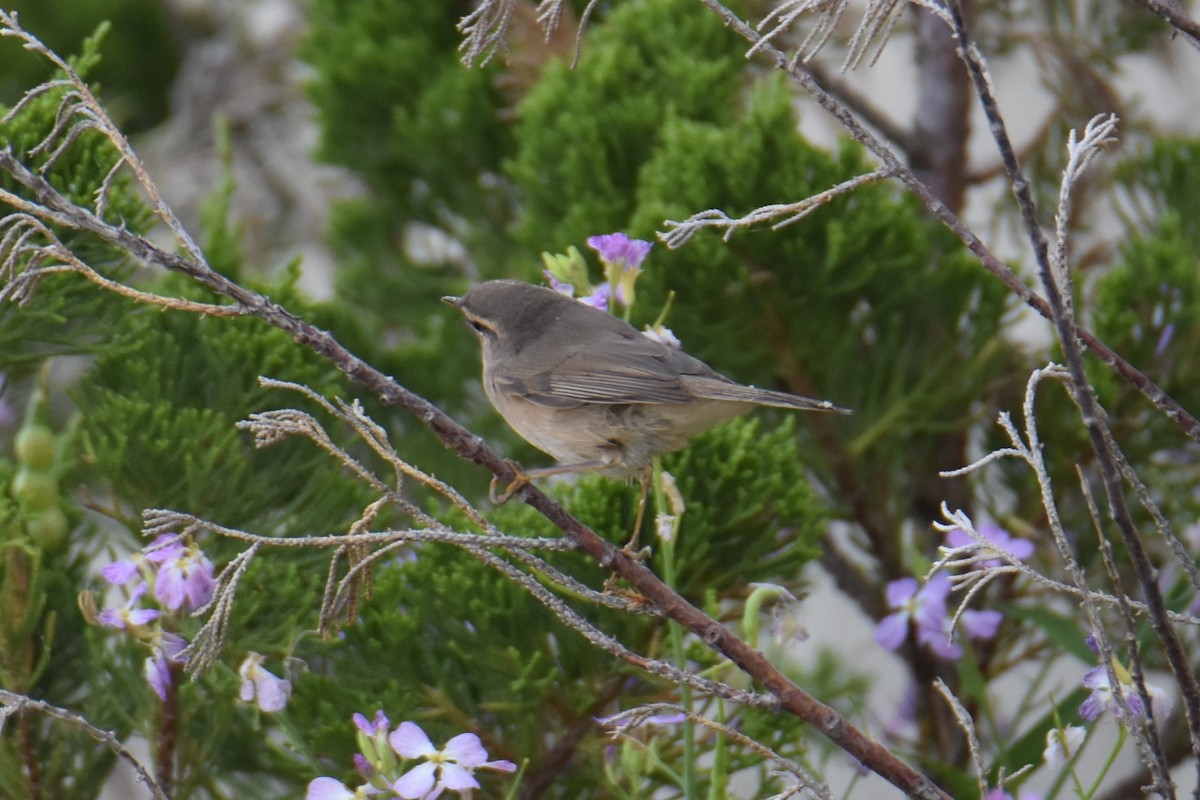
[445,280,849,491]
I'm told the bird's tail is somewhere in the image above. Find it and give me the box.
[682,376,851,414]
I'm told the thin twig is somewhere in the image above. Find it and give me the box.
[601,703,832,799]
[661,168,892,246]
[1079,467,1174,796]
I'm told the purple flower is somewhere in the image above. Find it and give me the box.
[97,581,159,631]
[390,722,516,799]
[1078,650,1173,724]
[944,522,1033,566]
[0,374,14,428]
[158,630,187,662]
[353,753,375,779]
[354,709,394,771]
[875,574,962,660]
[543,270,574,296]
[143,533,186,564]
[1155,322,1175,356]
[587,232,652,310]
[586,233,652,271]
[138,628,187,701]
[578,283,612,310]
[354,709,391,737]
[145,652,174,701]
[154,543,215,612]
[542,269,612,311]
[238,652,291,713]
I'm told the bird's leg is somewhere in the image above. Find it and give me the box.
[489,458,610,504]
[623,467,652,557]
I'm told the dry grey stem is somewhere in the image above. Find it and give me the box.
[660,168,891,247]
[601,702,832,798]
[751,0,849,66]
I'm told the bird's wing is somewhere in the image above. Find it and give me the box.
[499,332,716,407]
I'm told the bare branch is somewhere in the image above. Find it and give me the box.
[0,690,169,800]
[660,168,892,248]
[458,0,518,67]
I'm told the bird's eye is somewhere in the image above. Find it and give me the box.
[468,319,490,335]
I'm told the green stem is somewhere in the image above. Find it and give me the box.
[656,458,697,800]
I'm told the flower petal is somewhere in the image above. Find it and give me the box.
[961,609,1002,641]
[307,777,357,800]
[884,578,918,609]
[390,721,437,759]
[253,672,291,712]
[874,612,910,651]
[438,762,480,792]
[442,732,487,767]
[393,761,438,799]
[101,560,139,585]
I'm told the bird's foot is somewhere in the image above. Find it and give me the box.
[489,461,532,504]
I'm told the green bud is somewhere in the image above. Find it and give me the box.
[26,506,68,548]
[15,423,56,470]
[13,467,58,511]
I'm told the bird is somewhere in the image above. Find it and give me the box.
[444,279,849,520]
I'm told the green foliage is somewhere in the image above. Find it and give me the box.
[508,0,745,250]
[0,1,178,133]
[302,0,514,283]
[72,284,362,535]
[659,416,825,596]
[0,408,139,800]
[1087,210,1200,528]
[10,0,1194,796]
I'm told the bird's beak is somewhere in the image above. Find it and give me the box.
[441,295,462,309]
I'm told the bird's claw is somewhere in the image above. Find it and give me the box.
[489,463,531,504]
